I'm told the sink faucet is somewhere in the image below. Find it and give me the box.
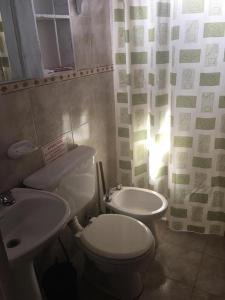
[0,191,16,206]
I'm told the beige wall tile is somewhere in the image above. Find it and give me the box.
[0,90,37,155]
[71,72,117,188]
[69,76,95,130]
[0,91,43,192]
[29,81,72,146]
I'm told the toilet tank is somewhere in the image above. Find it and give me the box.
[23,146,96,217]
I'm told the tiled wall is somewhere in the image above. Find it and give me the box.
[0,0,117,193]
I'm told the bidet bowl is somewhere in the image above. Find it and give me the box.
[106,187,168,224]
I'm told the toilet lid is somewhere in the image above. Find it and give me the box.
[80,214,154,260]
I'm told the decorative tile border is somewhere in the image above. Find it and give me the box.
[0,64,114,95]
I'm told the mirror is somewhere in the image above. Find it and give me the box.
[0,12,11,82]
[0,0,76,84]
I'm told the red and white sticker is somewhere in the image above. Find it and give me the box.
[42,135,68,164]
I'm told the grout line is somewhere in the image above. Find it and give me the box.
[164,274,192,289]
[157,274,195,299]
[203,251,225,262]
[190,248,205,297]
[27,89,41,153]
[158,222,209,297]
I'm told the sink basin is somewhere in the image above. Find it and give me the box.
[0,188,70,300]
[1,188,70,264]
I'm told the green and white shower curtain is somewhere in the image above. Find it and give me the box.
[113,0,225,235]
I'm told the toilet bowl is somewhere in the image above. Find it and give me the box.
[76,214,155,299]
[23,146,155,299]
[104,186,168,243]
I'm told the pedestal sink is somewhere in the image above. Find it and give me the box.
[0,188,70,300]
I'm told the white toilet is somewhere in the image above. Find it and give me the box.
[23,145,155,299]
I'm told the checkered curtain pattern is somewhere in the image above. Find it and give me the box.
[113,0,225,235]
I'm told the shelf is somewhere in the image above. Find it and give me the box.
[36,14,70,20]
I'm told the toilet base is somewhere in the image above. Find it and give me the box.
[83,258,144,300]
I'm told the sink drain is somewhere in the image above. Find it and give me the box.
[6,238,21,248]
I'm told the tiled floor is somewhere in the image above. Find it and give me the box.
[78,220,225,300]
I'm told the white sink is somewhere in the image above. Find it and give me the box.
[0,188,70,300]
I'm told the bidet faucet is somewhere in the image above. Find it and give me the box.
[111,184,123,192]
[104,189,113,202]
[104,184,123,202]
[0,191,16,206]
[116,184,122,190]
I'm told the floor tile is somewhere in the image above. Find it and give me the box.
[140,278,192,300]
[205,235,225,260]
[75,223,225,300]
[191,288,225,300]
[195,254,225,297]
[143,259,167,290]
[156,220,208,252]
[154,241,202,287]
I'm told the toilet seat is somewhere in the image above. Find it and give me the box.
[79,214,154,260]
